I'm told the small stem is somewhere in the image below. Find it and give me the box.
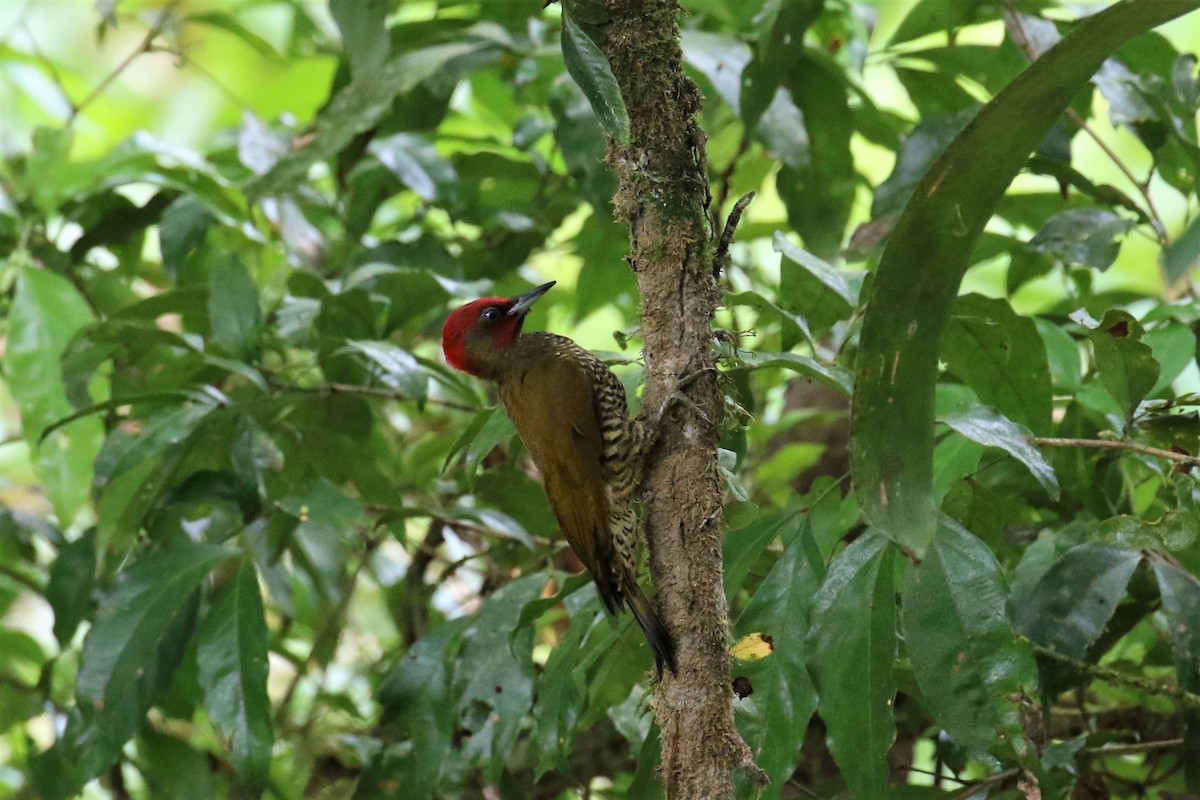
[1002,6,1167,243]
[277,382,480,413]
[1030,436,1199,467]
[1022,637,1200,708]
[1083,738,1183,758]
[69,0,184,123]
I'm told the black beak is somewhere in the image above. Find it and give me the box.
[507,281,555,317]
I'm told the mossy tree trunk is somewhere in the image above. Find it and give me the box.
[600,2,762,797]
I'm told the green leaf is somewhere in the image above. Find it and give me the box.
[776,53,856,259]
[733,516,824,788]
[851,0,1200,557]
[330,0,390,78]
[208,254,262,362]
[1028,208,1135,271]
[46,530,97,647]
[376,620,469,799]
[938,404,1059,498]
[454,574,545,780]
[196,559,273,788]
[903,519,1038,762]
[775,232,860,332]
[534,589,596,776]
[561,12,630,144]
[249,41,493,198]
[1035,318,1082,392]
[739,0,824,129]
[721,344,853,395]
[1088,310,1161,417]
[889,0,1004,45]
[369,133,462,206]
[6,262,103,525]
[66,542,236,783]
[1144,321,1197,396]
[343,340,429,403]
[941,294,1053,435]
[1150,556,1200,789]
[137,728,218,800]
[1164,212,1200,282]
[870,109,975,220]
[806,532,897,800]
[1009,543,1142,694]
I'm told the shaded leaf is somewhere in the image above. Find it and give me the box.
[65,543,236,785]
[1150,556,1200,788]
[941,294,1053,435]
[807,532,896,800]
[561,12,630,144]
[196,559,273,788]
[1009,543,1142,694]
[903,519,1038,762]
[1089,310,1161,417]
[331,0,390,78]
[208,254,262,362]
[733,516,824,788]
[1028,208,1135,270]
[46,531,96,647]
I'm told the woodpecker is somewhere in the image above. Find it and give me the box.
[442,281,676,675]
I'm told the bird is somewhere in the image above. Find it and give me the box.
[441,281,676,675]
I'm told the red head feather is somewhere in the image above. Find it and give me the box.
[441,282,555,376]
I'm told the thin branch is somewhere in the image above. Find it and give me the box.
[69,0,185,123]
[277,382,481,413]
[1030,436,1200,467]
[1002,6,1167,243]
[1083,739,1183,758]
[1022,638,1200,709]
[713,191,755,279]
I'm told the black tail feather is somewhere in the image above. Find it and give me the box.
[626,585,677,676]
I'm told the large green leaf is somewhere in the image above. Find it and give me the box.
[6,262,103,525]
[208,253,262,362]
[1009,542,1142,695]
[941,294,1053,435]
[46,530,97,647]
[560,11,630,144]
[330,0,389,78]
[806,532,896,800]
[454,574,545,780]
[38,542,236,794]
[373,620,469,800]
[1088,310,1161,417]
[733,516,824,789]
[851,0,1200,556]
[903,519,1038,763]
[196,559,273,788]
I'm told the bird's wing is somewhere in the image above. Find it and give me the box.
[500,356,616,596]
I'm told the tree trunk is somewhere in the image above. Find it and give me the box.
[600,2,763,797]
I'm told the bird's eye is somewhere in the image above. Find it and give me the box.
[480,307,501,323]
